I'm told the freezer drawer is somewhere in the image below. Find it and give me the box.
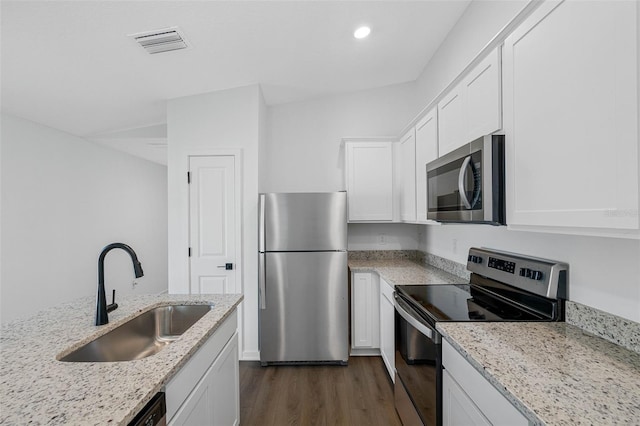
[259,192,347,252]
[259,251,348,364]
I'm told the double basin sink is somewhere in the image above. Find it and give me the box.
[59,304,213,362]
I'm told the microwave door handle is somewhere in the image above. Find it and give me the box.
[458,155,473,209]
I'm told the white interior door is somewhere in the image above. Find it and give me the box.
[189,155,237,294]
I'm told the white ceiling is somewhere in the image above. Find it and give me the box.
[1,0,470,164]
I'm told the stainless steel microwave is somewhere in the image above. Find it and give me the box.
[426,135,505,224]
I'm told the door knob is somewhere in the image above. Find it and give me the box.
[217,263,233,270]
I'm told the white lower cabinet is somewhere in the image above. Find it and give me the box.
[351,271,380,355]
[379,277,395,381]
[443,370,491,426]
[166,310,240,426]
[442,340,528,426]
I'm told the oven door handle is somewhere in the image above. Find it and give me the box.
[394,295,437,342]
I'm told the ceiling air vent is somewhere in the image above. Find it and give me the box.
[129,27,188,54]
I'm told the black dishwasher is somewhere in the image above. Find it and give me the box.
[128,392,166,426]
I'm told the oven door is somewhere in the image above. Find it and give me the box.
[394,293,442,426]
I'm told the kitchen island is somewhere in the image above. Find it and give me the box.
[0,293,243,425]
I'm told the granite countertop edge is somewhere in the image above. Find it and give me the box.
[0,293,244,425]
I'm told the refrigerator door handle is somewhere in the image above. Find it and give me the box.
[258,194,265,252]
[259,253,266,309]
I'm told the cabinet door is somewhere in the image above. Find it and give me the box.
[169,378,213,426]
[442,370,491,426]
[211,333,240,426]
[399,130,417,222]
[438,83,465,156]
[345,142,394,222]
[415,108,438,223]
[351,272,380,350]
[379,278,395,381]
[503,0,639,231]
[166,312,237,422]
[170,333,240,426]
[464,47,501,142]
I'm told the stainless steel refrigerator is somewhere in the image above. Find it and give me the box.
[259,192,348,365]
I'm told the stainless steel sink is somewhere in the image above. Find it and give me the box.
[59,304,213,362]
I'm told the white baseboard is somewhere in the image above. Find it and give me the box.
[350,348,381,356]
[241,351,260,361]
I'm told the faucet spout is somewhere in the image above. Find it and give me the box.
[96,243,144,326]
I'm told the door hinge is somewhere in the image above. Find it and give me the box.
[187,171,191,184]
[188,247,191,257]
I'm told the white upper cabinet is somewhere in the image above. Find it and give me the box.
[437,83,466,156]
[345,141,394,222]
[398,129,417,222]
[438,47,502,156]
[463,47,502,143]
[503,0,639,232]
[415,108,438,223]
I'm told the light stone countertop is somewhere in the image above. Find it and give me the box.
[351,255,640,424]
[0,293,243,425]
[437,322,640,426]
[348,258,464,285]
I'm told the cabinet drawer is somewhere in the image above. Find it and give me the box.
[442,340,527,426]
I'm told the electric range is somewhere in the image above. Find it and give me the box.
[394,247,569,426]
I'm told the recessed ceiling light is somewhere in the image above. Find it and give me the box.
[354,26,371,39]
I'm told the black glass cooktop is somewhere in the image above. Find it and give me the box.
[396,284,547,323]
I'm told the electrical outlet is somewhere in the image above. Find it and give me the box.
[452,238,458,254]
[378,233,386,245]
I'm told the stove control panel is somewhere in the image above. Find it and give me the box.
[468,254,483,264]
[488,257,515,274]
[466,247,568,299]
[520,268,543,280]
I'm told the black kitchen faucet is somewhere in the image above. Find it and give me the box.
[96,243,144,326]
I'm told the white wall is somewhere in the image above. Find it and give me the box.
[0,114,168,325]
[262,82,418,193]
[167,84,263,360]
[348,223,418,251]
[414,0,529,108]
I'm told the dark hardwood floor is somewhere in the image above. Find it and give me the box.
[239,357,402,426]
